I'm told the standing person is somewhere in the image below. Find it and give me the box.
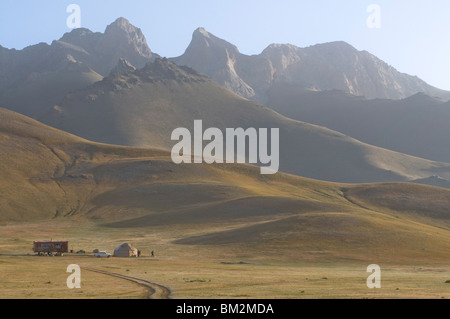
[151,250,154,257]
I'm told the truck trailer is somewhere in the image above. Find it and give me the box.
[33,241,69,256]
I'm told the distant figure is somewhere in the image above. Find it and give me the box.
[151,250,154,257]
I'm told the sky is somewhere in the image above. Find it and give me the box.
[1,0,449,90]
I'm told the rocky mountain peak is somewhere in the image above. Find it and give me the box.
[59,28,96,43]
[137,58,205,83]
[105,17,135,33]
[102,17,152,56]
[314,40,358,51]
[109,57,137,76]
[193,27,211,39]
[403,92,446,104]
[263,43,299,53]
[187,27,239,55]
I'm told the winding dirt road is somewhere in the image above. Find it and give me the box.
[84,267,172,299]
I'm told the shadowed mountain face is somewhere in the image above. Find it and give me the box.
[40,58,450,185]
[268,87,450,164]
[172,28,450,103]
[0,17,157,118]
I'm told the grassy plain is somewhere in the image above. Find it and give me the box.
[0,220,449,299]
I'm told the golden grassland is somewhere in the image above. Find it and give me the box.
[0,220,449,299]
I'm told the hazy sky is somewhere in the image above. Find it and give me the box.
[1,0,449,90]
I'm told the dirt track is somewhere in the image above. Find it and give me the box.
[84,267,172,299]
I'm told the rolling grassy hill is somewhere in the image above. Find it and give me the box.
[1,107,450,264]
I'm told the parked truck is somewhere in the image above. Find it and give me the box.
[33,241,69,256]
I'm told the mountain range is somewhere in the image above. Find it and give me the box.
[2,17,449,118]
[172,27,450,103]
[1,17,450,188]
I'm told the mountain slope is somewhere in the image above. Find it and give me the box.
[0,55,103,118]
[172,28,450,102]
[1,107,450,263]
[41,58,450,185]
[268,87,450,163]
